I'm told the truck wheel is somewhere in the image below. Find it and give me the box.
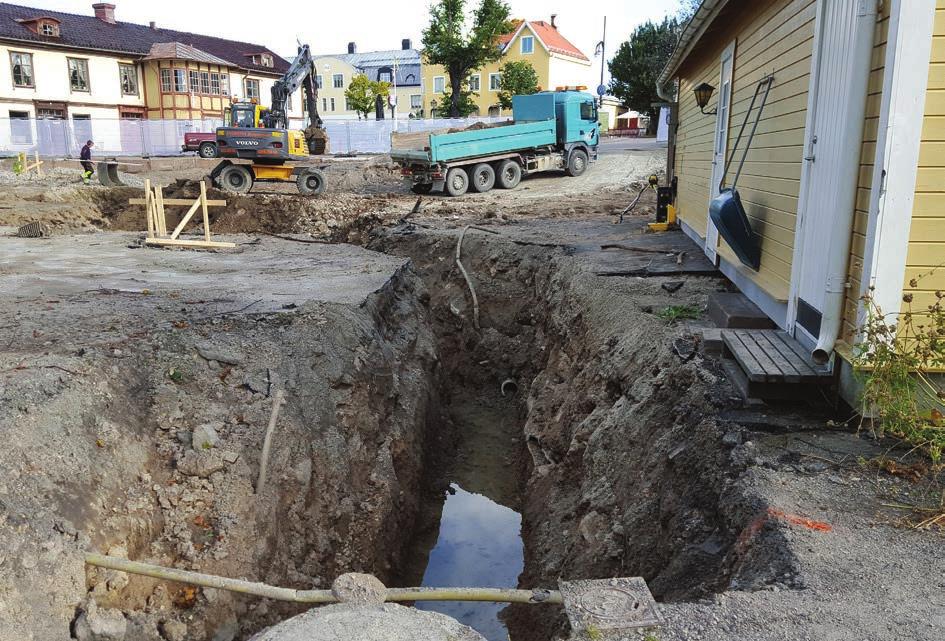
[297,168,327,196]
[496,160,521,189]
[411,183,434,195]
[198,142,218,159]
[445,168,469,196]
[219,165,254,193]
[468,163,495,193]
[566,149,589,177]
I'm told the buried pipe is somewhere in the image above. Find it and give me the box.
[84,553,562,605]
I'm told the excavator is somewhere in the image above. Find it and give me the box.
[209,44,330,196]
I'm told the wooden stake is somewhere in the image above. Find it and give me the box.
[156,185,167,236]
[144,179,154,238]
[200,181,211,242]
[34,151,42,177]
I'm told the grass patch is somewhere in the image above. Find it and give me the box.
[657,304,701,322]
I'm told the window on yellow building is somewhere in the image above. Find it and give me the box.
[160,68,172,92]
[489,73,502,91]
[468,74,480,92]
[174,69,186,92]
[433,76,445,93]
[189,70,199,93]
[521,36,534,54]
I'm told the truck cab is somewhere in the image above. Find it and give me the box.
[552,91,600,154]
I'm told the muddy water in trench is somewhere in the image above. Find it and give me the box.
[406,387,525,641]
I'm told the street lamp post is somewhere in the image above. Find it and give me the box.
[595,17,607,108]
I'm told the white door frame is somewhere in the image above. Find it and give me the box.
[705,40,736,264]
[786,0,826,336]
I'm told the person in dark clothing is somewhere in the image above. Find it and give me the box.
[80,140,94,185]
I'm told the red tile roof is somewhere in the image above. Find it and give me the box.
[500,19,589,62]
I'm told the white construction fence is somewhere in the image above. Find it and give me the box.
[0,116,509,158]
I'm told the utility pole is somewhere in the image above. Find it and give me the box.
[595,17,607,108]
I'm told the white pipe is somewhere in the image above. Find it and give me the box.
[811,0,880,365]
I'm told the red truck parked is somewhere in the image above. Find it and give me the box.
[181,132,219,158]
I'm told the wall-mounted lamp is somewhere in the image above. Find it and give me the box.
[693,82,717,115]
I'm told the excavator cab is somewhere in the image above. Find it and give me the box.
[229,103,263,128]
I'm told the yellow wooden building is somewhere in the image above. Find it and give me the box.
[421,18,593,117]
[658,0,944,397]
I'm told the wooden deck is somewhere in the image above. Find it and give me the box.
[721,329,833,399]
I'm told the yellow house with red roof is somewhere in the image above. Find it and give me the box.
[421,17,593,117]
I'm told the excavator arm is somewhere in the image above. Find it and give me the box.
[266,44,328,153]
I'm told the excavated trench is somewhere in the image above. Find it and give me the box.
[0,213,798,641]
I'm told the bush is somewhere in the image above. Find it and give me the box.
[853,282,945,463]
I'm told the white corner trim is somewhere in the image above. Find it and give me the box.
[858,0,936,326]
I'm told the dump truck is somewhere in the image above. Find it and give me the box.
[391,90,599,196]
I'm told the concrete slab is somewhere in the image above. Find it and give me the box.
[0,229,407,315]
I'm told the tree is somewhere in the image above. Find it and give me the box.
[344,75,391,120]
[432,85,479,118]
[422,0,514,117]
[608,17,681,134]
[497,60,539,110]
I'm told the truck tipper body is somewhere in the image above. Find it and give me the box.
[391,90,599,196]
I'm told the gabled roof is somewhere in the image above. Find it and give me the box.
[0,1,289,74]
[500,19,590,62]
[316,48,422,86]
[142,42,231,66]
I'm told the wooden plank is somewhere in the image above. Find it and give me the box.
[169,198,203,240]
[736,330,783,380]
[146,238,236,249]
[200,181,211,243]
[751,331,802,383]
[773,331,830,378]
[129,198,227,207]
[763,331,820,381]
[722,331,767,382]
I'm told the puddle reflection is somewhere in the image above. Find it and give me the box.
[416,483,524,641]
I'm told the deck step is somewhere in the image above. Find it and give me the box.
[720,329,833,400]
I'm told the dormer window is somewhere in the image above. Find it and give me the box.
[261,54,273,68]
[16,16,62,37]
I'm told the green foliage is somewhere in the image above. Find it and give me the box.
[853,281,945,463]
[585,624,602,641]
[422,0,514,117]
[608,17,681,134]
[344,74,391,120]
[167,367,186,384]
[497,59,540,110]
[657,304,701,322]
[12,154,23,175]
[431,86,479,118]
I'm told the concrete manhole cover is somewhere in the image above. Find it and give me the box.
[559,577,663,633]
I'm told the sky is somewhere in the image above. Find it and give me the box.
[15,0,686,83]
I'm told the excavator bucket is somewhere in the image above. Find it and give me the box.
[97,162,125,187]
[304,126,330,155]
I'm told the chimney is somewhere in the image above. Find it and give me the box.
[92,3,116,24]
[401,38,412,50]
[149,21,156,29]
[550,14,558,29]
[347,42,356,54]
